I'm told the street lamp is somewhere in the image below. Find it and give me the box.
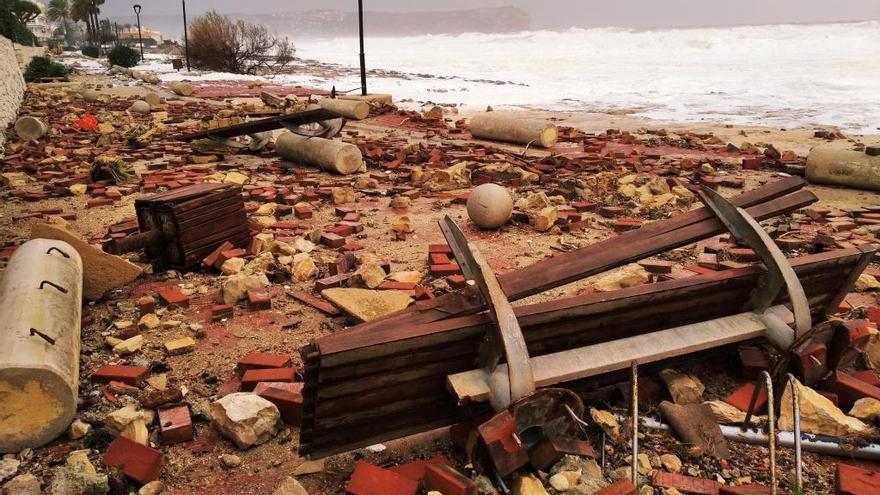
[358,0,367,96]
[133,4,144,61]
[181,0,190,72]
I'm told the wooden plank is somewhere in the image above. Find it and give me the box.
[447,306,793,403]
[326,187,817,350]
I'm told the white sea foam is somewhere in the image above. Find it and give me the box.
[290,22,880,133]
[73,21,880,133]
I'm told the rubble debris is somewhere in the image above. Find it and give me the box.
[321,287,413,322]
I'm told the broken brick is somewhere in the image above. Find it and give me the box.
[257,386,303,425]
[719,484,771,495]
[596,479,638,495]
[237,352,292,373]
[321,232,346,248]
[102,436,164,484]
[723,382,767,413]
[836,463,880,495]
[158,287,189,308]
[826,371,880,410]
[91,365,149,387]
[652,472,720,495]
[158,404,193,444]
[345,461,418,495]
[247,289,272,310]
[529,436,596,471]
[737,346,769,380]
[241,367,296,391]
[389,455,450,482]
[202,241,234,268]
[423,464,477,495]
[478,410,528,477]
[211,304,234,321]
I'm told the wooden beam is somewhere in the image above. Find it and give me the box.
[447,306,793,403]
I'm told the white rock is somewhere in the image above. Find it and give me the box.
[273,477,309,495]
[209,393,281,449]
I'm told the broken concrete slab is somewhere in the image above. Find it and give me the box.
[32,223,142,301]
[321,288,413,322]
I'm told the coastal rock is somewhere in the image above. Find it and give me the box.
[222,273,270,304]
[138,481,165,495]
[592,264,649,292]
[849,398,880,423]
[512,474,549,495]
[590,408,621,439]
[2,473,41,495]
[272,477,309,495]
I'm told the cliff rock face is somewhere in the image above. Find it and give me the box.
[0,36,26,156]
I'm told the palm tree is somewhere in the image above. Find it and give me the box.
[70,0,93,44]
[47,0,71,44]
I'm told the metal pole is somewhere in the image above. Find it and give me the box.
[182,0,190,72]
[786,374,803,492]
[358,0,367,96]
[134,4,144,61]
[631,360,639,486]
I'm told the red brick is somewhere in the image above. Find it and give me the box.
[652,472,720,495]
[237,352,292,373]
[202,241,234,268]
[378,281,417,291]
[389,455,450,482]
[596,479,638,495]
[430,263,461,276]
[478,410,528,476]
[253,381,302,396]
[241,367,296,391]
[87,198,114,208]
[428,244,452,254]
[529,436,596,471]
[211,304,234,321]
[137,296,156,317]
[91,365,149,387]
[216,248,247,268]
[827,371,880,409]
[345,461,418,495]
[157,404,193,444]
[638,259,675,274]
[257,386,303,425]
[158,287,189,308]
[851,370,880,387]
[321,232,346,248]
[737,346,769,380]
[723,383,767,413]
[430,252,451,265]
[828,320,872,370]
[719,484,771,495]
[247,289,272,310]
[294,205,312,219]
[742,157,763,170]
[867,307,880,326]
[423,464,477,495]
[102,436,164,484]
[792,341,827,386]
[836,463,880,495]
[447,274,467,288]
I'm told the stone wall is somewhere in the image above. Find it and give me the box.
[0,36,27,157]
[13,44,47,69]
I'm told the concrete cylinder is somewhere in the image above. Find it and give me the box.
[0,239,83,453]
[14,116,48,141]
[169,81,195,96]
[275,131,363,175]
[469,112,558,148]
[319,98,370,120]
[806,146,880,191]
[467,183,513,229]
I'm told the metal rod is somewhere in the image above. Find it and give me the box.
[763,371,777,495]
[357,0,367,95]
[787,374,803,492]
[631,360,639,486]
[632,415,880,460]
[181,0,190,72]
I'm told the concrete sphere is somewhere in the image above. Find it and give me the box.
[129,100,151,114]
[467,183,513,229]
[81,89,99,102]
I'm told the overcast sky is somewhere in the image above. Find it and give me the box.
[103,0,880,28]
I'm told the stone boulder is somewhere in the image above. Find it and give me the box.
[779,378,872,437]
[210,393,281,449]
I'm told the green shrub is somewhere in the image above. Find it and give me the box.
[81,46,99,58]
[107,45,140,68]
[23,56,70,82]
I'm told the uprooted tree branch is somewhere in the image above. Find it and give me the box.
[188,11,295,76]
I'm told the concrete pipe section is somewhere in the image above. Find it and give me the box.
[0,239,83,453]
[469,112,559,148]
[806,145,880,191]
[275,131,364,175]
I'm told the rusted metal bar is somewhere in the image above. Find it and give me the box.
[171,108,341,142]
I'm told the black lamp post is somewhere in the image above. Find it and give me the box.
[181,0,190,72]
[133,4,144,61]
[358,0,367,96]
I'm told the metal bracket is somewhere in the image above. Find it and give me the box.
[697,186,811,343]
[439,215,535,410]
